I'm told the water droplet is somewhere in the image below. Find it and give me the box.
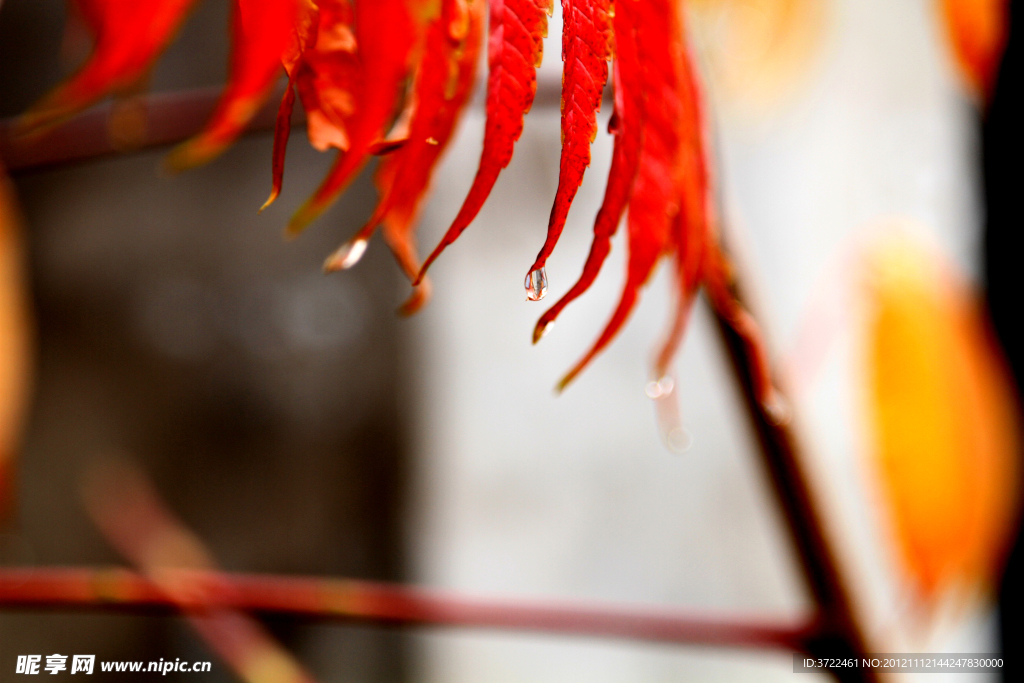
[645,375,675,399]
[763,390,791,425]
[525,267,548,301]
[647,373,692,454]
[324,238,368,272]
[666,426,692,453]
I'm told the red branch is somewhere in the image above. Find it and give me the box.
[711,302,876,682]
[0,86,291,172]
[0,566,815,651]
[0,81,570,174]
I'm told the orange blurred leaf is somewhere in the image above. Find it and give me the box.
[0,166,33,524]
[866,236,1020,602]
[940,0,1008,100]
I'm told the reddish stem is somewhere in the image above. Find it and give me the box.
[0,86,291,172]
[0,80,571,174]
[711,300,876,683]
[0,566,816,651]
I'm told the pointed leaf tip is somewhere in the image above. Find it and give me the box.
[421,0,552,275]
[529,0,613,273]
[258,189,279,214]
[532,320,554,344]
[398,278,432,317]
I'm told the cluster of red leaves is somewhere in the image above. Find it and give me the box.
[18,0,297,170]
[533,0,774,397]
[275,0,770,400]
[10,0,778,400]
[19,0,1003,398]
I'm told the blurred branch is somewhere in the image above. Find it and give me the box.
[0,566,816,651]
[0,167,32,528]
[80,459,320,683]
[0,78,567,174]
[711,298,876,682]
[0,86,294,173]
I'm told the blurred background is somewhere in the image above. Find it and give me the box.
[0,0,1018,681]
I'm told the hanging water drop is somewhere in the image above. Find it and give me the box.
[665,426,692,453]
[763,389,792,426]
[645,375,675,399]
[323,238,368,273]
[647,373,692,453]
[525,267,548,301]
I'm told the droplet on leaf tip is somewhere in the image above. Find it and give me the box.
[666,427,692,454]
[525,267,548,301]
[323,238,368,273]
[763,390,791,426]
[649,374,691,454]
[645,375,675,399]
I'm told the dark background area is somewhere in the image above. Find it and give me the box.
[0,1,412,681]
[987,2,1023,678]
[1,0,1020,680]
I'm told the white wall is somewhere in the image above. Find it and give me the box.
[406,1,995,680]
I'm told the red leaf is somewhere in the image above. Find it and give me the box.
[533,0,642,342]
[259,80,297,212]
[17,0,198,137]
[663,18,773,405]
[286,0,421,237]
[260,0,329,212]
[166,0,298,170]
[293,0,360,154]
[526,0,613,282]
[652,13,711,381]
[416,0,553,284]
[556,0,772,405]
[324,0,486,315]
[556,0,680,390]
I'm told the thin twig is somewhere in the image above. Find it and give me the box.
[0,86,293,173]
[0,79,570,174]
[81,458,320,683]
[710,299,876,683]
[0,566,816,651]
